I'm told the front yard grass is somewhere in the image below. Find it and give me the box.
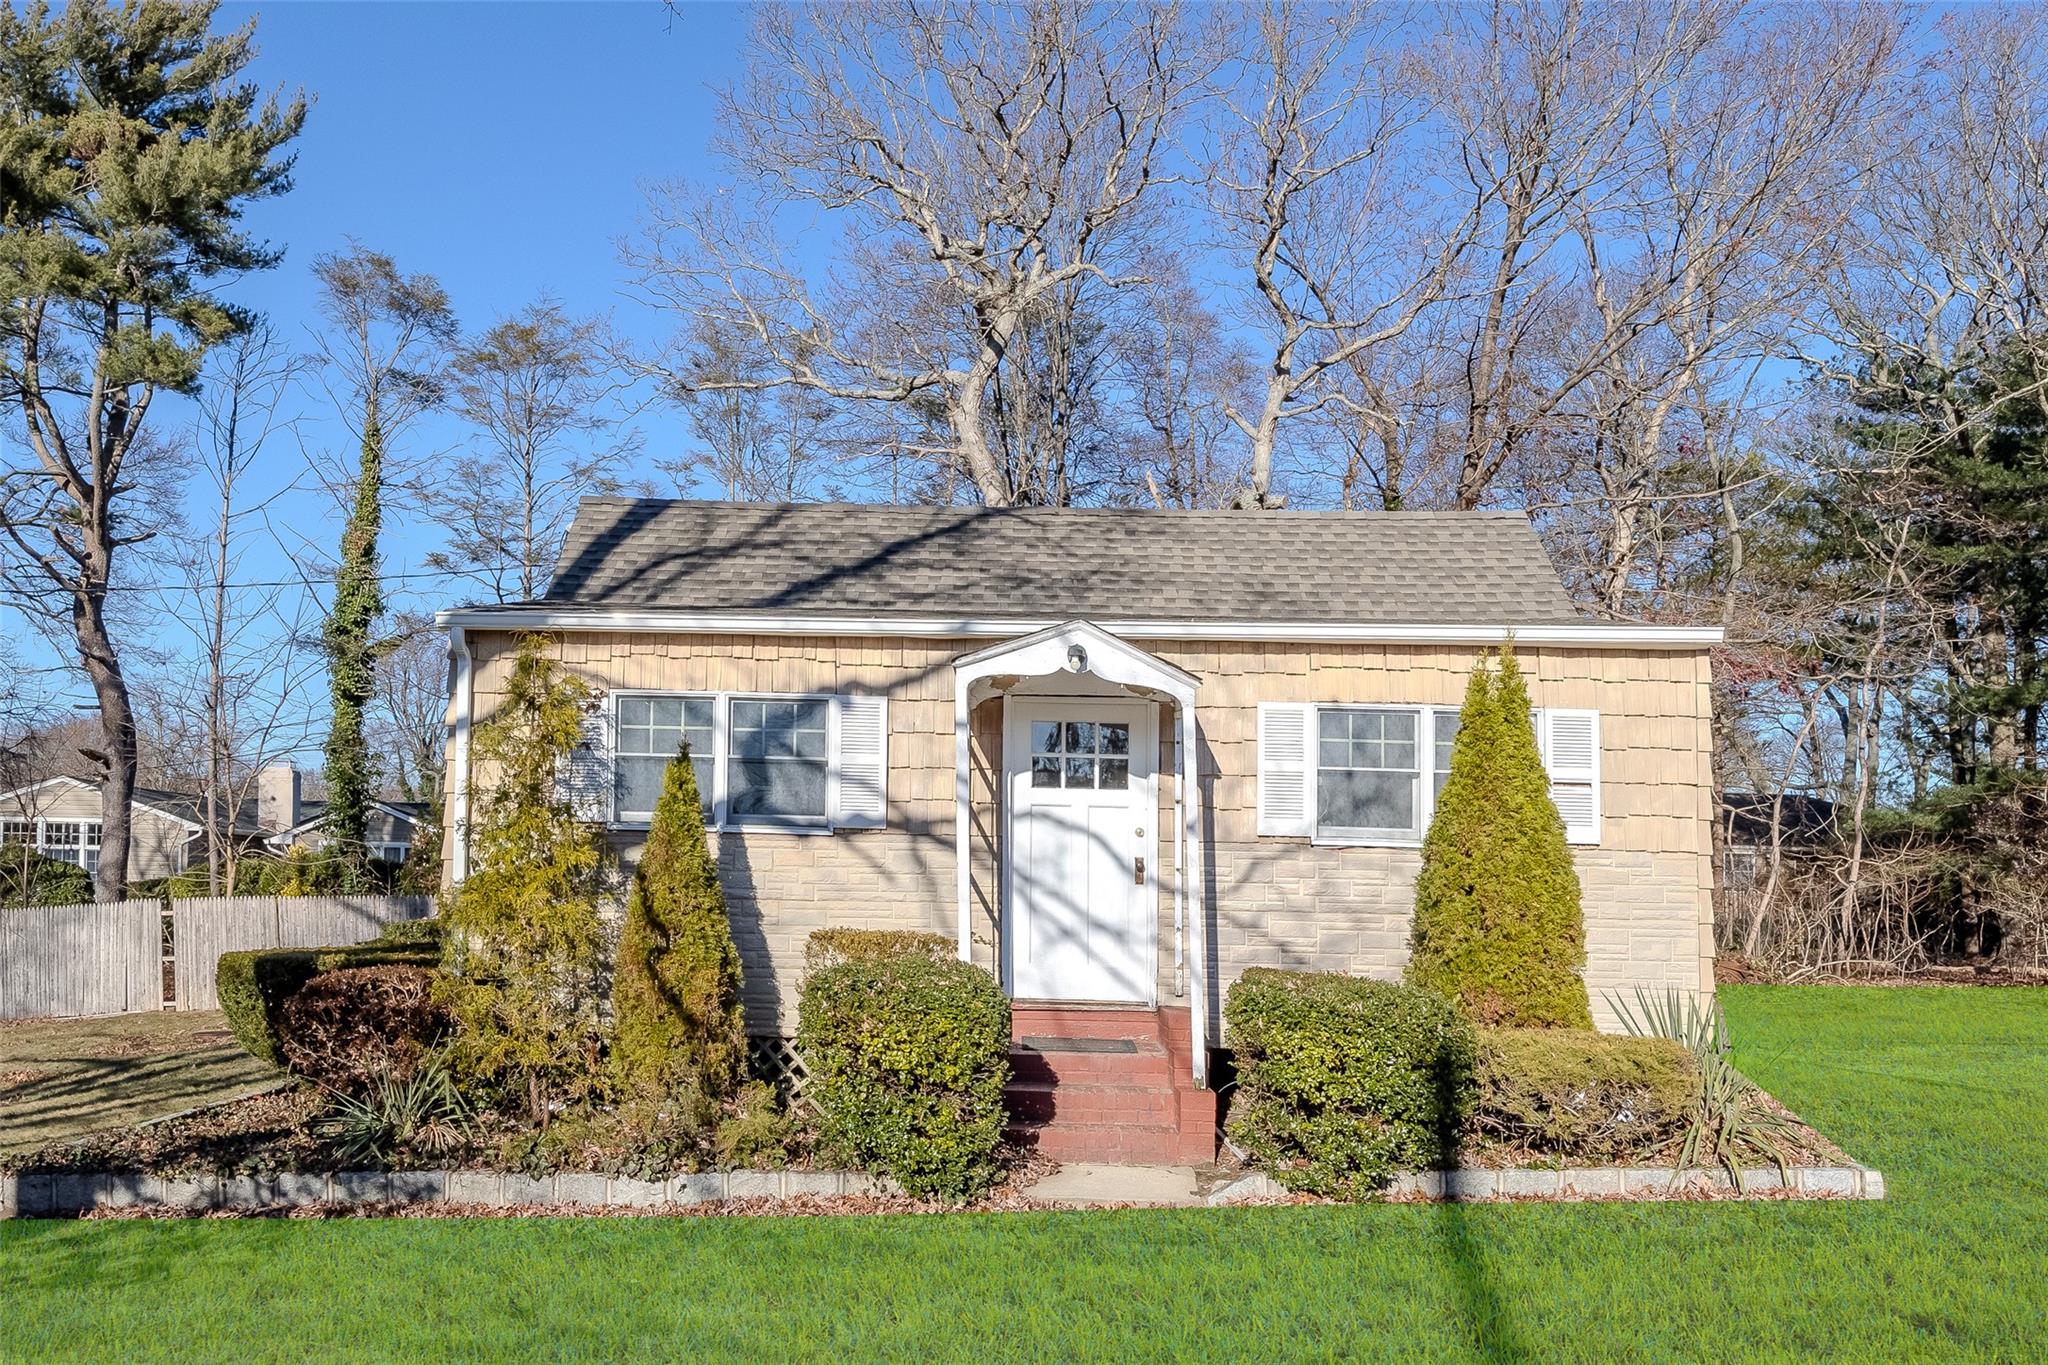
[3,985,2044,1360]
[0,1012,278,1158]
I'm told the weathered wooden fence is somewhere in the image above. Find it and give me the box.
[172,895,434,1011]
[0,901,161,1021]
[0,894,433,1020]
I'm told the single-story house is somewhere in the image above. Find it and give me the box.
[0,775,205,880]
[436,497,1722,1161]
[0,768,427,884]
[253,764,427,865]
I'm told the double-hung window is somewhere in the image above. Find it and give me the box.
[1316,707,1423,841]
[615,694,716,820]
[1260,700,1600,846]
[3,817,102,871]
[604,692,858,831]
[729,698,829,825]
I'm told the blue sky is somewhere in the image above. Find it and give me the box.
[221,1,737,370]
[12,3,753,717]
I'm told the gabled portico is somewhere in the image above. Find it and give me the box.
[951,620,1210,1088]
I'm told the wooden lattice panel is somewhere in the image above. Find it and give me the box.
[748,1036,817,1115]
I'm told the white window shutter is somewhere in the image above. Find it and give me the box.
[558,693,615,825]
[1257,703,1316,838]
[1537,708,1600,845]
[830,694,888,829]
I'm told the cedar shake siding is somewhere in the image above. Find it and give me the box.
[452,629,1714,1035]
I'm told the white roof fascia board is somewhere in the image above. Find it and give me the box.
[0,774,205,831]
[435,607,1723,649]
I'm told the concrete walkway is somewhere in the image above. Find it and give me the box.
[1020,1163,1204,1207]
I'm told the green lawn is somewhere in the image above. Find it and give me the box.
[0,1012,277,1157]
[3,986,2044,1361]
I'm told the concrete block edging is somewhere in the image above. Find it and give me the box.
[1,1162,1884,1217]
[0,1168,908,1218]
[1205,1164,1887,1205]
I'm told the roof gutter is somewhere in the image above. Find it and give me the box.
[431,608,1723,650]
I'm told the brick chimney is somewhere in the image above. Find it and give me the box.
[257,763,300,835]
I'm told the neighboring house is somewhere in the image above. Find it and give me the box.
[0,767,428,884]
[0,775,207,880]
[437,497,1723,1161]
[1716,791,1839,916]
[253,764,426,865]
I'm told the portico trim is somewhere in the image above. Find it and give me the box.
[952,620,1209,1086]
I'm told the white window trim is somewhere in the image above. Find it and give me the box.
[3,816,104,870]
[608,689,838,835]
[1308,703,1456,849]
[1286,702,1600,849]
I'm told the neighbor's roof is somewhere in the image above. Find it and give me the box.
[519,498,1583,627]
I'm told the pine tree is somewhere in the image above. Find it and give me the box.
[442,634,610,1124]
[0,0,304,900]
[611,744,747,1101]
[1406,647,1593,1028]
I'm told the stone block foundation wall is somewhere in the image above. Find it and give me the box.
[1205,843,1708,1035]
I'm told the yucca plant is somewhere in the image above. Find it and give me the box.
[1610,988,1797,1191]
[319,1060,474,1166]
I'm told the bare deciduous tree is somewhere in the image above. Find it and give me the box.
[1207,2,1470,508]
[632,0,1211,505]
[426,302,636,602]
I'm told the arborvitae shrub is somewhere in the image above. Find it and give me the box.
[797,944,1011,1200]
[611,742,747,1102]
[1224,969,1476,1200]
[441,634,611,1124]
[1406,647,1594,1028]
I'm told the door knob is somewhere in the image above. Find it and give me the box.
[1135,855,1145,886]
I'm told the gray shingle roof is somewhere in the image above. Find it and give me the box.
[530,497,1582,626]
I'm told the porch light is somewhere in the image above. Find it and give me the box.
[1065,643,1088,673]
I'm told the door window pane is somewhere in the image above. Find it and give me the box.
[1029,716,1137,789]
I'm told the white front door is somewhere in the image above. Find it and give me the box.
[1004,699,1156,1004]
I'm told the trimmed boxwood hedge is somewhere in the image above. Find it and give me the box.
[1471,1027,1695,1161]
[796,941,1010,1200]
[802,927,955,974]
[1225,968,1476,1200]
[217,919,445,1071]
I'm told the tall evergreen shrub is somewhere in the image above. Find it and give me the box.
[442,634,611,1123]
[1406,647,1593,1028]
[611,743,748,1101]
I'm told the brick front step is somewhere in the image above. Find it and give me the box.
[1006,1121,1216,1166]
[1004,1003,1218,1164]
[1010,1039,1176,1087]
[1005,1079,1181,1127]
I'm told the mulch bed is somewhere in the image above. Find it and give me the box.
[1717,954,2048,988]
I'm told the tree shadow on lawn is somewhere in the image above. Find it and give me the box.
[1429,1196,1532,1364]
[1430,1048,1533,1364]
[0,1046,274,1156]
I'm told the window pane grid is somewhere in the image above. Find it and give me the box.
[1314,707,1425,838]
[613,694,717,819]
[1028,718,1131,789]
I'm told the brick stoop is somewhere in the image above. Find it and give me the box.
[1005,1004,1218,1165]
